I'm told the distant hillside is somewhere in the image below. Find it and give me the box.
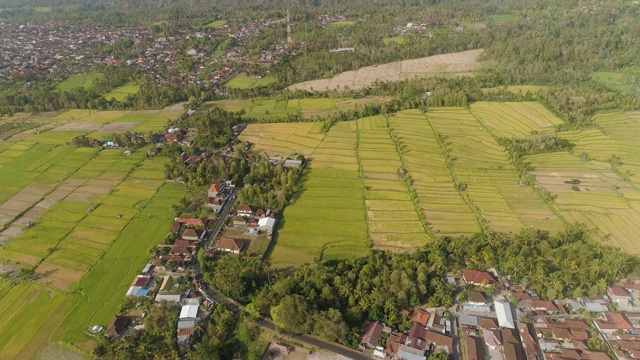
[287,49,484,92]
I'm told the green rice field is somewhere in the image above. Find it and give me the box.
[243,102,640,267]
[204,19,227,28]
[488,13,518,24]
[0,107,185,359]
[269,121,369,267]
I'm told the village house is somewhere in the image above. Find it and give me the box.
[463,335,484,360]
[181,228,204,241]
[215,237,244,254]
[359,321,384,350]
[594,311,634,334]
[105,316,128,338]
[495,301,516,329]
[237,204,254,217]
[126,275,150,297]
[462,269,498,287]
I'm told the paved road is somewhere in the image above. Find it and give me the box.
[255,318,371,360]
[193,188,237,282]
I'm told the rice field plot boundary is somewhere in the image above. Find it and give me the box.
[426,107,564,234]
[356,115,431,251]
[269,121,368,268]
[389,110,482,236]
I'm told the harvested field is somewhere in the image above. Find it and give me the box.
[288,49,484,92]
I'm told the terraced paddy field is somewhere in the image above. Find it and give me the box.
[470,102,562,138]
[205,96,392,120]
[524,111,640,254]
[0,107,184,358]
[389,110,481,236]
[246,102,628,267]
[357,115,429,250]
[426,107,564,233]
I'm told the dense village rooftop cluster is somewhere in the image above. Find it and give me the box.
[0,21,148,79]
[0,17,290,86]
[360,269,640,360]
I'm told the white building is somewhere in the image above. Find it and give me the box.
[495,301,515,329]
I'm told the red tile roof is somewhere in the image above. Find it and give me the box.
[359,321,384,349]
[175,218,208,228]
[216,237,243,252]
[425,331,453,354]
[177,327,194,336]
[609,286,630,297]
[209,181,223,193]
[462,269,497,285]
[464,336,485,360]
[131,276,149,287]
[410,308,431,327]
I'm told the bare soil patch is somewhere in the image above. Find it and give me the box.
[53,123,102,132]
[35,261,85,292]
[289,49,484,92]
[0,199,57,245]
[97,122,139,133]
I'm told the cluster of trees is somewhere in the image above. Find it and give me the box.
[94,301,180,359]
[239,155,304,211]
[197,226,637,348]
[189,304,265,360]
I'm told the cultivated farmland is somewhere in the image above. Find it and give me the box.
[205,96,392,120]
[56,73,105,92]
[524,111,640,254]
[357,115,429,250]
[269,121,369,267]
[224,75,277,89]
[388,110,482,236]
[242,102,640,267]
[0,107,184,359]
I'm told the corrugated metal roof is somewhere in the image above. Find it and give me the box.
[495,301,515,329]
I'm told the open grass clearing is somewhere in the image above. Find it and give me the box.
[488,13,518,24]
[225,75,277,89]
[56,73,104,92]
[204,19,227,28]
[102,82,140,101]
